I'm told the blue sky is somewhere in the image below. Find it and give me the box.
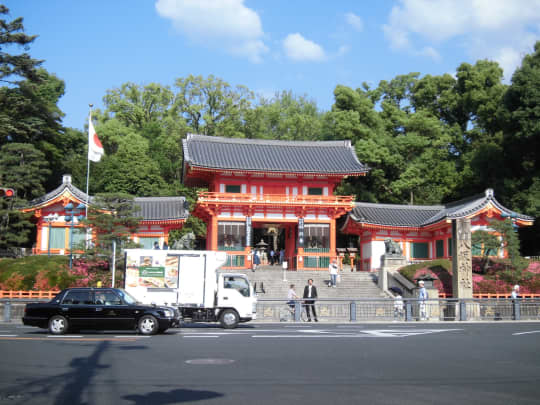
[5,0,540,130]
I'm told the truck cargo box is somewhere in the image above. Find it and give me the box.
[124,249,227,307]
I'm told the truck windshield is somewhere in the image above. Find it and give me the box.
[116,289,138,305]
[223,276,250,297]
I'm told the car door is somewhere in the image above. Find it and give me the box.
[59,290,96,329]
[93,290,136,330]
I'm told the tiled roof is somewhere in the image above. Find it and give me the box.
[347,189,534,228]
[133,197,188,221]
[26,176,188,221]
[182,134,369,175]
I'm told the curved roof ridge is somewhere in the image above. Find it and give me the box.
[186,133,352,147]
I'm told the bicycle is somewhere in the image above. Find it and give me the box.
[279,302,308,322]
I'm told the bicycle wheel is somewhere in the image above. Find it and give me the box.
[279,307,292,322]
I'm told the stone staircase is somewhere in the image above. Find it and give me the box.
[220,265,387,299]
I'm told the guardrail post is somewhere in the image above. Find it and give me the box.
[350,301,356,321]
[513,300,521,321]
[3,301,11,322]
[294,301,301,322]
[459,301,467,321]
[405,301,412,321]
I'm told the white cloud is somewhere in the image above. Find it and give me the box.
[418,46,440,61]
[283,33,326,62]
[345,12,363,31]
[337,45,350,57]
[383,0,540,77]
[155,0,268,63]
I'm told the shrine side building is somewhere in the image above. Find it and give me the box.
[22,135,534,271]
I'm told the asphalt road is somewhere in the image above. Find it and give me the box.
[0,322,539,405]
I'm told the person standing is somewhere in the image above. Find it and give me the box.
[303,279,318,322]
[269,249,275,265]
[328,258,339,287]
[153,241,160,250]
[511,284,520,319]
[279,249,285,265]
[287,284,299,314]
[511,284,520,299]
[418,280,428,320]
[393,291,404,321]
[162,241,169,250]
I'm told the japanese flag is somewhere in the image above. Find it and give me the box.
[88,116,104,162]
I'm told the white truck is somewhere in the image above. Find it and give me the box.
[123,249,257,328]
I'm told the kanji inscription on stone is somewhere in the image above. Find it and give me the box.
[452,218,473,298]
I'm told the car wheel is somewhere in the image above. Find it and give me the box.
[138,315,159,335]
[219,309,239,329]
[48,315,69,335]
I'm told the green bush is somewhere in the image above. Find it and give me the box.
[0,256,69,289]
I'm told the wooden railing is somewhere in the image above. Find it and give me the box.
[0,290,60,299]
[197,192,354,206]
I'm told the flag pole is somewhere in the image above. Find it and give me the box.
[85,104,93,219]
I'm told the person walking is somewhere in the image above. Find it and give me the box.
[328,258,339,287]
[269,249,275,265]
[252,250,261,272]
[153,241,160,250]
[279,249,285,265]
[303,279,318,322]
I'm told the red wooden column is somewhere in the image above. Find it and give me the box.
[330,218,336,258]
[208,213,218,251]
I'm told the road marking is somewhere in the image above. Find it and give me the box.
[0,337,139,341]
[253,335,374,338]
[182,335,219,338]
[513,330,540,336]
[114,335,151,338]
[360,329,462,337]
[0,334,17,337]
[47,335,83,338]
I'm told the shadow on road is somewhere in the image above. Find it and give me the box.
[123,389,223,404]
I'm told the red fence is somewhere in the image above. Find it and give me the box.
[438,292,540,299]
[0,290,60,299]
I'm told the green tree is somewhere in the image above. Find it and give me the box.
[173,74,254,137]
[82,193,142,277]
[471,230,500,272]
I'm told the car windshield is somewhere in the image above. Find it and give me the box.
[116,289,138,305]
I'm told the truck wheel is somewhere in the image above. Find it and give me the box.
[138,315,159,335]
[48,315,69,335]
[219,309,239,329]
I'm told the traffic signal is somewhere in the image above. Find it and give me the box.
[0,188,15,198]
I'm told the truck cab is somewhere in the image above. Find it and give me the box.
[217,273,257,327]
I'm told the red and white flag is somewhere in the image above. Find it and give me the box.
[88,115,104,162]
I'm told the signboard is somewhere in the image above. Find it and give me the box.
[298,217,304,248]
[246,217,252,247]
[125,251,178,289]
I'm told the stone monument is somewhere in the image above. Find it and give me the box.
[379,238,406,291]
[451,219,473,298]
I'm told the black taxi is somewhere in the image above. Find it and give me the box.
[23,287,180,335]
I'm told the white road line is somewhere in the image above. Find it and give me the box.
[47,335,84,338]
[513,330,540,336]
[0,334,17,337]
[253,335,374,338]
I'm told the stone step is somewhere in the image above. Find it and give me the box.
[219,268,386,299]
